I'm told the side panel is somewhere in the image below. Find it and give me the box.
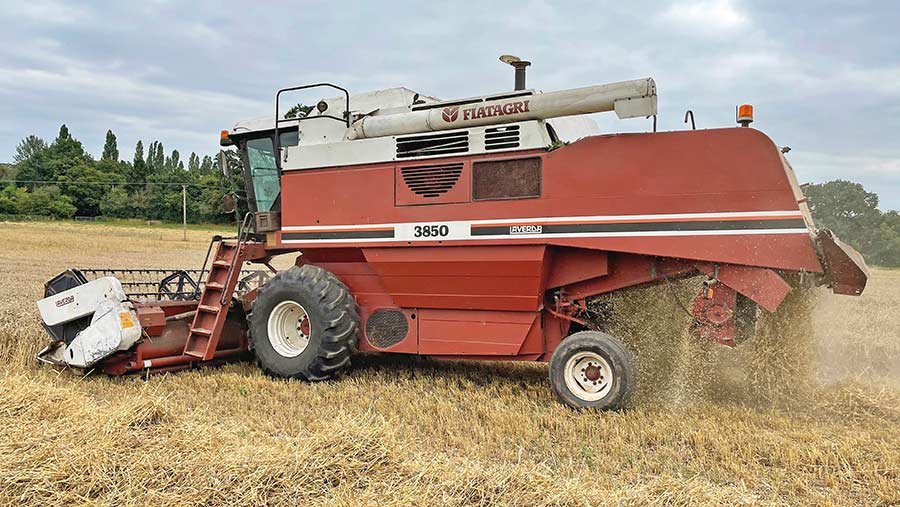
[545,248,609,289]
[417,309,539,355]
[361,245,547,311]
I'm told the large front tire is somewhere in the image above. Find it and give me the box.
[249,265,359,381]
[549,331,636,410]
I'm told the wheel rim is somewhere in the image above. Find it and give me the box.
[563,351,613,401]
[267,301,311,357]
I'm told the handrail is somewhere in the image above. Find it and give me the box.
[195,234,222,298]
[274,83,350,170]
[220,212,255,305]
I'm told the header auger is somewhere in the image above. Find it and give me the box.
[36,56,867,409]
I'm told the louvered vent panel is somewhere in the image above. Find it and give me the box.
[396,131,469,158]
[400,164,464,198]
[484,125,520,150]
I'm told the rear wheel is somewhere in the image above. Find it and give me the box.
[249,265,359,381]
[549,331,635,410]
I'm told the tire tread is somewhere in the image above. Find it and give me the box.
[249,264,359,381]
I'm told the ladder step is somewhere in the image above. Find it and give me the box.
[184,239,244,360]
[184,348,205,359]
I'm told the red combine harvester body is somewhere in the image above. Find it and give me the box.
[36,60,868,409]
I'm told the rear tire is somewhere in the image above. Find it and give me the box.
[249,265,359,381]
[549,331,635,410]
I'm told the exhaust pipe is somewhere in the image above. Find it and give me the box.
[500,54,531,91]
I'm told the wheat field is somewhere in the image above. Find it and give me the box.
[1,221,898,506]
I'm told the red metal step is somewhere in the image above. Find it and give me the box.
[183,240,247,360]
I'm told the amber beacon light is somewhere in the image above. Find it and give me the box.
[737,104,754,127]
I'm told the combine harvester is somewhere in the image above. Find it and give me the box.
[36,56,867,409]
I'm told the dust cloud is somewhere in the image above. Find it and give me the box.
[589,277,898,414]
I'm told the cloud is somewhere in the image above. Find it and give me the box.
[791,151,900,181]
[0,59,268,161]
[660,0,749,35]
[790,150,900,209]
[834,65,900,98]
[0,64,266,122]
[0,0,897,208]
[16,0,93,25]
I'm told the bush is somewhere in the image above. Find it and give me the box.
[15,186,76,219]
[100,187,132,218]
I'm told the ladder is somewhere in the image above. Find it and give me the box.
[184,214,254,360]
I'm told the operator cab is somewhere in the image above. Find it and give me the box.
[221,118,298,216]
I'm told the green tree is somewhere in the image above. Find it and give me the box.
[48,124,93,178]
[805,180,883,254]
[155,142,165,172]
[871,211,900,267]
[50,125,91,165]
[132,140,147,183]
[0,185,19,214]
[200,155,214,175]
[146,141,165,175]
[101,129,119,161]
[100,186,132,218]
[15,185,76,218]
[14,135,48,164]
[129,189,152,218]
[13,135,52,187]
[285,103,313,119]
[188,152,200,173]
[57,163,120,216]
[0,163,17,180]
[165,149,184,175]
[146,141,158,172]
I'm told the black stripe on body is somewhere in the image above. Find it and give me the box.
[282,229,395,241]
[471,219,807,236]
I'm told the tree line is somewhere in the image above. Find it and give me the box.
[0,125,243,223]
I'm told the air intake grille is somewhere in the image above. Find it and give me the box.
[400,163,463,198]
[396,131,469,158]
[365,310,409,349]
[484,125,520,150]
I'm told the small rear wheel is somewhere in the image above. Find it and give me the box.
[249,265,359,381]
[549,331,635,410]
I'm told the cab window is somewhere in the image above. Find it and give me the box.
[246,137,279,212]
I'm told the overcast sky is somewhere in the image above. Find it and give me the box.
[1,1,898,207]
